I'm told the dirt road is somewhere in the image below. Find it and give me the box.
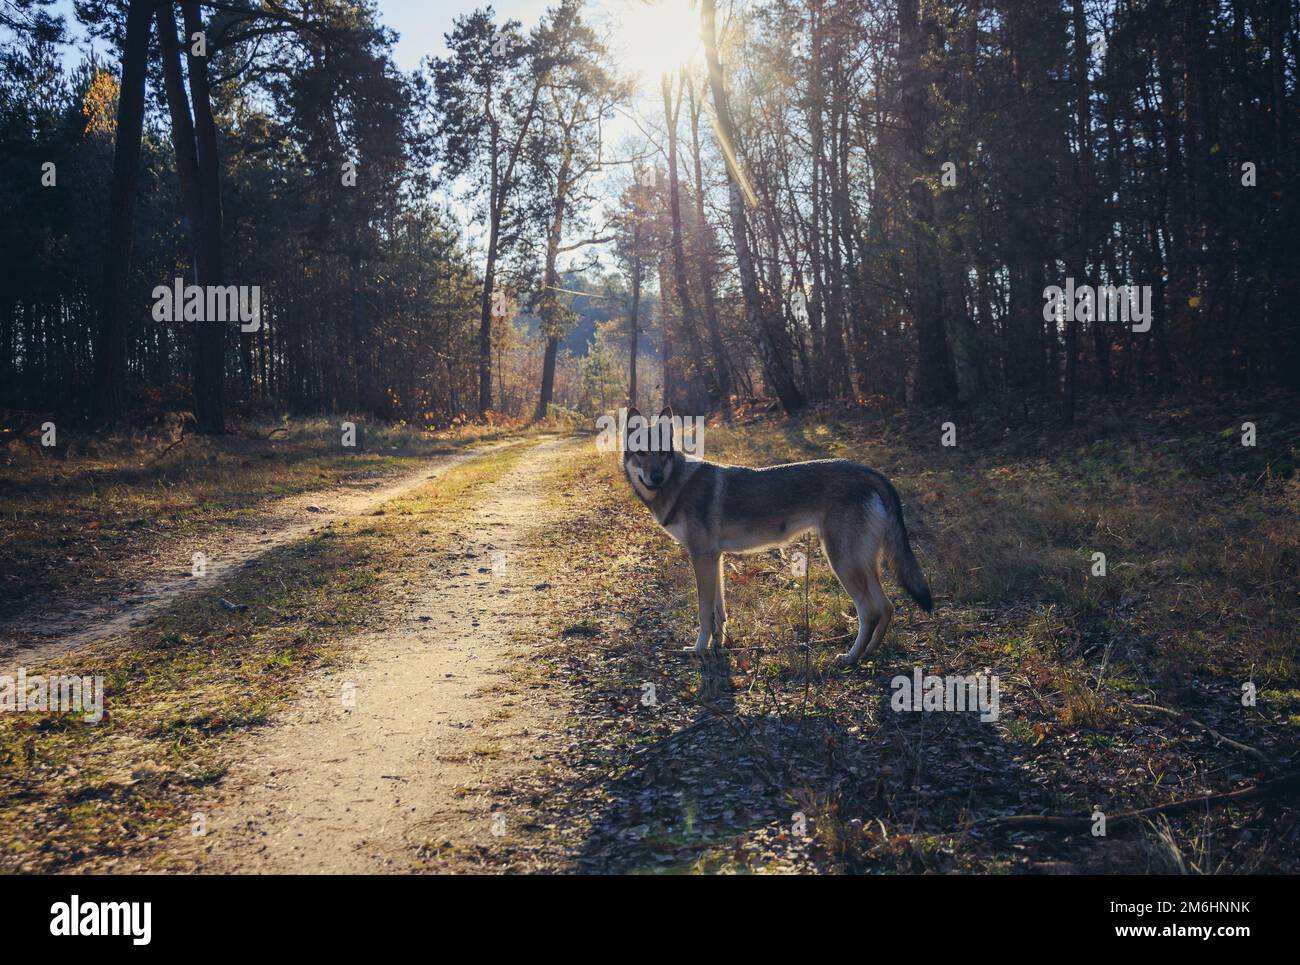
[137,437,577,872]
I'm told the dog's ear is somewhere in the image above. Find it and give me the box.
[657,405,675,452]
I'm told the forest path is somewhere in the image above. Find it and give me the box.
[0,441,518,670]
[142,436,579,873]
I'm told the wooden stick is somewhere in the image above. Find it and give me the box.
[1129,702,1269,761]
[980,771,1300,834]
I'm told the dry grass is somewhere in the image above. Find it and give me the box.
[705,398,1299,692]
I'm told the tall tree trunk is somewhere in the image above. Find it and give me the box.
[899,0,955,406]
[838,85,876,398]
[628,247,641,409]
[687,75,731,409]
[1154,31,1181,394]
[157,0,211,420]
[477,71,540,417]
[479,234,498,416]
[536,336,559,419]
[807,0,829,400]
[93,0,152,426]
[700,0,803,413]
[660,73,704,411]
[1063,0,1091,424]
[478,97,501,417]
[659,260,675,408]
[157,4,202,263]
[935,3,980,404]
[349,247,370,411]
[535,132,573,421]
[182,0,226,432]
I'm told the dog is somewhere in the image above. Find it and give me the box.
[622,406,932,666]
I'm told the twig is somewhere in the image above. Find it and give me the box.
[980,771,1300,835]
[152,420,190,462]
[1129,702,1269,761]
[248,426,289,441]
[724,636,850,653]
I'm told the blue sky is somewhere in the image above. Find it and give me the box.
[51,0,649,71]
[383,0,555,70]
[51,0,560,68]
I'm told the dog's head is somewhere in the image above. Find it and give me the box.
[623,405,676,494]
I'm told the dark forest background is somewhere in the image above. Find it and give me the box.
[1,0,1296,435]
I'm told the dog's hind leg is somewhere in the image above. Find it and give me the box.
[687,552,720,654]
[821,526,879,667]
[837,576,879,667]
[859,561,894,659]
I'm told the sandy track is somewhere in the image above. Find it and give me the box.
[0,441,517,669]
[142,437,577,873]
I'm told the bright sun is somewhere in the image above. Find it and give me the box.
[609,0,703,86]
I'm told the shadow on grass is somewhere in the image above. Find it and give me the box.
[571,645,1060,874]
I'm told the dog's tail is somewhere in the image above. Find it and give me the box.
[874,475,933,612]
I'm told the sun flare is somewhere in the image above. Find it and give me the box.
[608,0,703,86]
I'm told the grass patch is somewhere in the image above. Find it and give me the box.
[0,415,522,626]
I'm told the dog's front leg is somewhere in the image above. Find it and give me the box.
[711,555,727,649]
[687,552,719,654]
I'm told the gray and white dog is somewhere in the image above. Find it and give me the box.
[622,406,932,666]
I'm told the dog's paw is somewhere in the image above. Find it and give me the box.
[834,652,858,668]
[679,645,703,656]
